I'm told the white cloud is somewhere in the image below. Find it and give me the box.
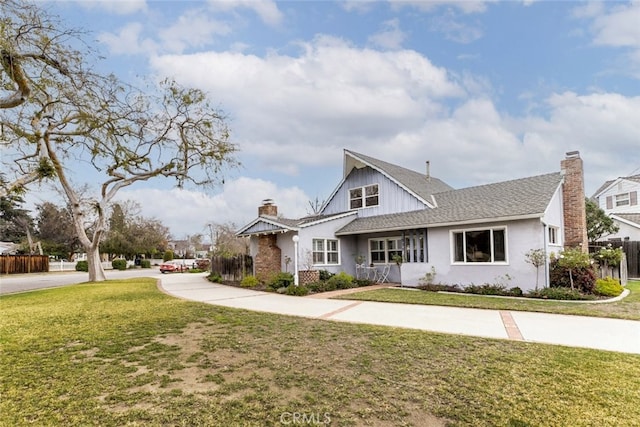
[158,9,232,54]
[116,177,309,239]
[98,22,157,55]
[206,0,283,27]
[76,0,147,15]
[590,2,640,47]
[388,0,491,14]
[429,12,484,44]
[577,1,640,78]
[150,35,464,174]
[368,18,407,50]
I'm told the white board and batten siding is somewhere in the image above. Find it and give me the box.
[322,166,429,217]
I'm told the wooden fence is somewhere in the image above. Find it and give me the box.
[589,241,640,279]
[210,255,253,282]
[1,255,50,275]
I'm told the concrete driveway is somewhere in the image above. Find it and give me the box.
[158,273,640,355]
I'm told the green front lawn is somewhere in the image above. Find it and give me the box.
[1,279,639,426]
[335,280,640,320]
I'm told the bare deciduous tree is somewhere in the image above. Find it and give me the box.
[1,1,239,280]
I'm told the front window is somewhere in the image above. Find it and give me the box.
[312,238,339,265]
[350,184,379,209]
[615,193,630,207]
[452,228,507,263]
[369,237,402,264]
[548,226,559,244]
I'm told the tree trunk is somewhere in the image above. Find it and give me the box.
[87,246,106,282]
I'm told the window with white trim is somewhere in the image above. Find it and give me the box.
[615,193,630,207]
[452,228,507,263]
[312,239,339,265]
[404,229,428,263]
[350,184,379,209]
[369,237,402,264]
[548,226,559,245]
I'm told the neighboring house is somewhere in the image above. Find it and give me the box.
[237,150,588,291]
[591,174,640,241]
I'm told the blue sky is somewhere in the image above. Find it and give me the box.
[32,0,640,240]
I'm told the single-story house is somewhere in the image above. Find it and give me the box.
[591,174,640,241]
[237,150,588,291]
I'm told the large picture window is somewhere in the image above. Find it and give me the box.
[350,184,379,209]
[312,239,339,265]
[452,228,507,263]
[369,237,402,264]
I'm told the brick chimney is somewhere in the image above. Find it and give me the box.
[561,151,588,252]
[255,199,281,280]
[258,199,277,216]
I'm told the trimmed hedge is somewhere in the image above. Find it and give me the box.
[594,277,624,297]
[111,259,127,271]
[75,260,88,272]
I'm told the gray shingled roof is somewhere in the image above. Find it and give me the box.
[236,212,355,236]
[336,172,563,235]
[345,150,454,201]
[613,213,640,227]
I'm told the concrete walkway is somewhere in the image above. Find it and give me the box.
[159,273,640,355]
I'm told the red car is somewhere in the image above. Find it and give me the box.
[159,261,189,273]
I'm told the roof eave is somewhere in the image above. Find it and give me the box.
[335,212,544,236]
[235,216,300,236]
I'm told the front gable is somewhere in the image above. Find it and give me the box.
[321,165,431,217]
[237,217,298,236]
[593,175,640,214]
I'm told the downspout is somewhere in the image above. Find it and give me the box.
[541,220,550,288]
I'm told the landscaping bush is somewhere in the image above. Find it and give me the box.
[594,277,624,297]
[527,287,595,301]
[306,280,337,293]
[140,259,151,269]
[284,284,309,296]
[465,283,508,296]
[507,287,523,297]
[417,283,461,292]
[163,250,174,262]
[75,260,88,272]
[327,271,354,290]
[240,275,260,288]
[318,269,334,281]
[550,250,596,293]
[111,259,127,271]
[268,272,294,291]
[354,278,373,287]
[208,272,223,283]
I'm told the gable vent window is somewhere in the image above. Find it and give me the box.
[350,184,379,209]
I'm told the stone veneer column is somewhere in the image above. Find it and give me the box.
[254,199,281,281]
[255,234,281,281]
[561,151,588,252]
